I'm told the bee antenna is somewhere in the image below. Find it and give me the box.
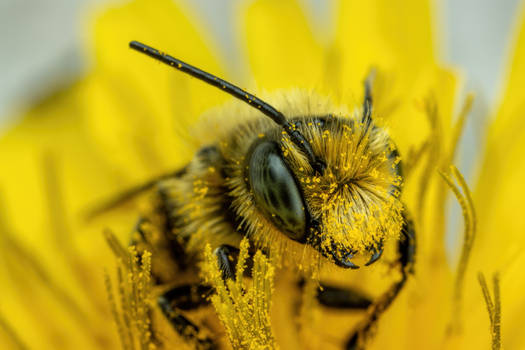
[129,41,324,174]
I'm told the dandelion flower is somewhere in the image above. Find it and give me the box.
[0,0,524,349]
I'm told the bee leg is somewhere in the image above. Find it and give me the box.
[158,293,217,350]
[160,284,213,311]
[214,245,240,280]
[298,279,373,309]
[316,284,373,310]
[345,216,416,350]
[155,244,248,347]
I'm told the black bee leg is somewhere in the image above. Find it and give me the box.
[346,217,416,350]
[160,284,213,311]
[315,283,373,310]
[156,244,248,347]
[214,244,241,280]
[158,292,216,350]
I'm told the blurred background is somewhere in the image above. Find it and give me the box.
[0,0,521,126]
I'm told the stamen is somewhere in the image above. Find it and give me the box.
[478,272,502,350]
[416,96,442,227]
[439,165,477,331]
[403,140,430,179]
[104,271,130,350]
[104,229,131,268]
[448,93,475,162]
[202,239,276,348]
[104,245,154,350]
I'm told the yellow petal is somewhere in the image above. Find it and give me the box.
[84,0,228,180]
[336,0,454,152]
[239,0,326,91]
[0,85,125,349]
[335,0,435,95]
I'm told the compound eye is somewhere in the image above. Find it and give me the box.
[248,141,306,241]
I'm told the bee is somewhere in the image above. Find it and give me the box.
[94,41,416,349]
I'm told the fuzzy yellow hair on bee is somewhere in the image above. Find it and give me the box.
[185,90,404,268]
[112,41,416,350]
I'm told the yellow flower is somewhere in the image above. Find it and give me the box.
[0,0,523,349]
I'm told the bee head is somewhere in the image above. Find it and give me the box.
[243,113,404,269]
